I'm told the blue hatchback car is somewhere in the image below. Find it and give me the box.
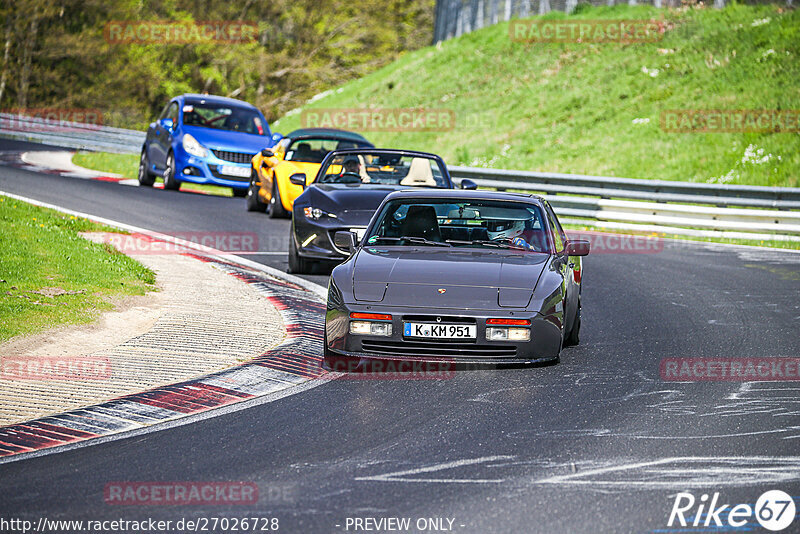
[138,94,282,195]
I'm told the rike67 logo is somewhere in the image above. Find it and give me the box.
[668,490,796,531]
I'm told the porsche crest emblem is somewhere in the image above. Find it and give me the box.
[438,288,446,294]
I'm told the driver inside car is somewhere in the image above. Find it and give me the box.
[487,219,540,251]
[341,156,361,176]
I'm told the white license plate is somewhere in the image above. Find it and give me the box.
[404,322,476,339]
[218,165,251,177]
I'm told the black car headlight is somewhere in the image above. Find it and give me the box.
[303,207,337,220]
[349,312,392,336]
[486,318,531,341]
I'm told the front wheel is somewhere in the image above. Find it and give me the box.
[137,149,155,187]
[564,299,581,347]
[163,152,180,191]
[288,232,312,274]
[245,168,267,212]
[268,177,289,219]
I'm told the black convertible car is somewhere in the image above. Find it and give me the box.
[324,189,590,365]
[288,148,476,273]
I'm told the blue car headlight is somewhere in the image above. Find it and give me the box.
[182,134,208,158]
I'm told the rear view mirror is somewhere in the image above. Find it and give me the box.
[460,179,477,190]
[565,240,590,256]
[334,231,357,253]
[261,148,274,157]
[289,173,307,187]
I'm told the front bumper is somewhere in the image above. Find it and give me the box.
[174,147,254,189]
[325,304,562,364]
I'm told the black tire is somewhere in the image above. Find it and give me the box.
[245,168,267,212]
[322,325,334,361]
[163,151,180,191]
[137,148,155,187]
[268,177,289,219]
[288,231,312,274]
[564,299,581,347]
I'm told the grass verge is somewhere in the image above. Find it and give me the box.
[72,151,234,197]
[0,197,156,342]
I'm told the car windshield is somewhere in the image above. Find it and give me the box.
[285,138,371,164]
[182,102,266,135]
[317,152,448,188]
[365,199,551,253]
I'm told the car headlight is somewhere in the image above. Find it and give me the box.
[486,327,530,341]
[349,312,392,336]
[182,134,207,158]
[303,207,337,220]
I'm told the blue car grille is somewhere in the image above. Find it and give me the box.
[211,149,256,164]
[209,165,250,182]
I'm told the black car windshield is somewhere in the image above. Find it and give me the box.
[365,199,551,253]
[182,102,266,135]
[317,153,448,188]
[284,138,372,164]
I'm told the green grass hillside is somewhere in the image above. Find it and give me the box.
[273,4,800,187]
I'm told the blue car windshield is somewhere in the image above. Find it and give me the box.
[182,103,266,135]
[366,199,551,253]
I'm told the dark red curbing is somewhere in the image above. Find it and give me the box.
[0,151,213,193]
[0,257,327,461]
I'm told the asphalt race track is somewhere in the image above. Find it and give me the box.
[1,139,799,533]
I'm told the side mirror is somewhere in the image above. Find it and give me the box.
[334,231,357,253]
[261,148,274,157]
[289,172,307,187]
[565,240,590,256]
[460,179,477,190]
[159,118,174,131]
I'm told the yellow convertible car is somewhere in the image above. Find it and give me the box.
[246,128,373,217]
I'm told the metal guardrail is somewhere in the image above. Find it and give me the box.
[1,115,798,241]
[450,167,800,209]
[0,113,144,154]
[448,167,800,241]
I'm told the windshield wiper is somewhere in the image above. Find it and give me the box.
[371,236,451,247]
[446,239,526,250]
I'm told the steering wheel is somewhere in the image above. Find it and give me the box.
[333,172,362,184]
[494,237,531,250]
